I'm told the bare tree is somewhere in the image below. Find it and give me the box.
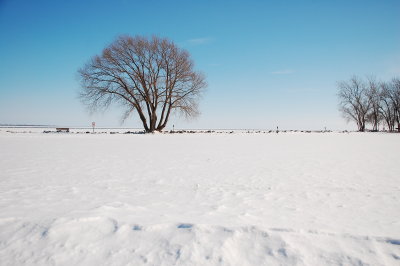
[337,76,371,132]
[379,81,396,131]
[78,35,207,132]
[365,77,381,131]
[387,77,400,131]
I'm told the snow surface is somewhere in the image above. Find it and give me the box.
[0,129,399,265]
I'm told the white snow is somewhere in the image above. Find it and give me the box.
[0,129,399,265]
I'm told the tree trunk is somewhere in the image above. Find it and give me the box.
[138,114,149,132]
[360,120,365,132]
[156,124,166,132]
[373,117,378,131]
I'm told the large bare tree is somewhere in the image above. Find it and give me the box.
[78,35,207,132]
[337,76,371,132]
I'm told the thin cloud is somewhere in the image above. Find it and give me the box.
[270,69,295,75]
[186,37,213,45]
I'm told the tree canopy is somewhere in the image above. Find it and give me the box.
[79,35,207,132]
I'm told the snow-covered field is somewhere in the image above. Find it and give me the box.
[0,129,399,265]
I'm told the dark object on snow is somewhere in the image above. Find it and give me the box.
[56,128,69,133]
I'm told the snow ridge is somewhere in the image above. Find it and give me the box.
[1,218,399,266]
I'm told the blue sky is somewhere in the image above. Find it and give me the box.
[0,0,399,130]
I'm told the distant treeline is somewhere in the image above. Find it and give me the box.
[337,76,400,132]
[0,124,52,127]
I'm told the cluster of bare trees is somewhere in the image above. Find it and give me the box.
[337,76,400,132]
[79,35,206,133]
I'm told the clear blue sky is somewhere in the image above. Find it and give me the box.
[1,0,399,130]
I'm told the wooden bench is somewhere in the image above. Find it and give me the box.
[56,128,70,132]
